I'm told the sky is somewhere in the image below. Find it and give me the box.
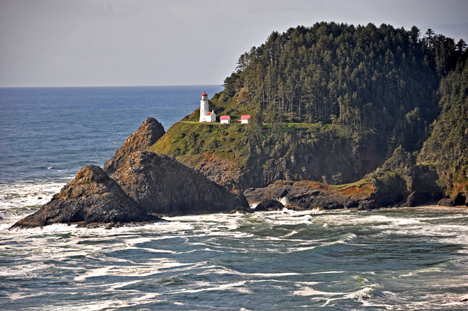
[0,0,467,88]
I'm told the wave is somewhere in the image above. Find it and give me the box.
[0,179,71,219]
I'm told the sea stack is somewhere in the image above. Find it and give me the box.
[9,165,154,230]
[104,117,165,175]
[112,151,249,216]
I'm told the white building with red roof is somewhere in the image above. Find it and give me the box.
[199,91,216,122]
[241,115,250,124]
[220,115,231,124]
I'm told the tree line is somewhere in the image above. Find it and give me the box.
[220,22,467,152]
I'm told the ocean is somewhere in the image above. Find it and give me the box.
[1,86,468,310]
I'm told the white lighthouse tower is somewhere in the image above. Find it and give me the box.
[199,91,216,122]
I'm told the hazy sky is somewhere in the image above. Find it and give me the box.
[1,0,467,87]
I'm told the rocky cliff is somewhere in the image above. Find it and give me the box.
[10,165,154,229]
[151,122,386,191]
[11,117,250,230]
[104,117,165,175]
[112,151,248,216]
[244,179,428,212]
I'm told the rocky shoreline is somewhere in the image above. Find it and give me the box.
[244,183,467,212]
[10,117,467,230]
[10,118,249,230]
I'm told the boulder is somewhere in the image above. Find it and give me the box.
[244,185,360,210]
[104,118,165,175]
[438,192,467,207]
[400,191,443,207]
[10,165,153,230]
[254,199,284,211]
[112,151,249,216]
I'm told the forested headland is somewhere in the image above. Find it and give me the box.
[153,22,468,203]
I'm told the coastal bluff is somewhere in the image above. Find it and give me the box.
[104,117,166,175]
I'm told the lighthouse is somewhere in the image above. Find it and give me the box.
[199,91,216,122]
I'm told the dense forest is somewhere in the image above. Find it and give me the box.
[219,22,466,152]
[155,22,467,196]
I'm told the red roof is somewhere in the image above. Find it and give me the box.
[220,115,230,120]
[207,112,213,116]
[202,91,207,96]
[241,115,251,119]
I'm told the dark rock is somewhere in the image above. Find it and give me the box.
[10,165,155,230]
[245,179,427,211]
[403,192,429,207]
[196,155,243,191]
[104,118,165,175]
[400,191,443,207]
[244,186,291,203]
[254,199,284,211]
[438,192,467,207]
[244,185,361,210]
[112,151,249,216]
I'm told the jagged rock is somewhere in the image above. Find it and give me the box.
[10,165,154,230]
[254,199,284,211]
[244,180,431,211]
[244,185,360,210]
[438,193,467,207]
[400,191,443,207]
[104,118,165,175]
[197,156,243,191]
[112,151,249,216]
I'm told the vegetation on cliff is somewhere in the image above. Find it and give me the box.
[153,22,467,197]
[418,58,468,197]
[218,22,465,151]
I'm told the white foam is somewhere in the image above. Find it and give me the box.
[74,266,113,281]
[279,196,289,205]
[294,283,340,297]
[0,179,70,213]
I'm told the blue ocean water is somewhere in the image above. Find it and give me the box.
[0,85,222,183]
[1,86,468,310]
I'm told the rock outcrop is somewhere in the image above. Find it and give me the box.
[244,185,362,210]
[104,118,165,175]
[10,165,155,230]
[10,115,253,229]
[244,182,432,211]
[254,199,285,211]
[197,156,244,191]
[112,151,249,216]
[438,193,467,207]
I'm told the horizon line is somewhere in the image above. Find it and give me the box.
[0,84,224,89]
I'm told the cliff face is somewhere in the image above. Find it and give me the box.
[104,117,165,175]
[10,165,151,229]
[151,123,386,191]
[244,133,384,189]
[244,177,428,211]
[112,151,249,216]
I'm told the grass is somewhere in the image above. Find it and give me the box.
[150,121,251,169]
[330,178,369,191]
[273,178,374,197]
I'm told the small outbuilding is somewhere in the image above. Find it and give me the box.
[220,115,231,124]
[205,111,216,122]
[241,115,251,124]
